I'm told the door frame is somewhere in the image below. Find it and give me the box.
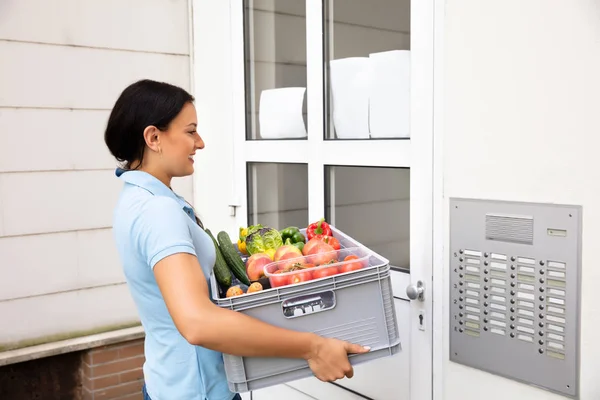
[190,1,443,399]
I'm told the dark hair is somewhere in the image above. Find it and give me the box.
[104,79,195,169]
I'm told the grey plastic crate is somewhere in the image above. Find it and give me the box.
[209,226,401,392]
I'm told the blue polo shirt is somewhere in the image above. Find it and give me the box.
[112,168,235,400]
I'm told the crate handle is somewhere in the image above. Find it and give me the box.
[281,290,336,319]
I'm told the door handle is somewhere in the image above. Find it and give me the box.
[406,280,425,301]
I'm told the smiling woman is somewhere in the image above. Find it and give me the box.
[102,79,370,400]
[104,79,204,188]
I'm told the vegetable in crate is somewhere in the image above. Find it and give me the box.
[279,226,306,251]
[312,234,341,251]
[273,244,302,262]
[217,231,251,285]
[238,224,263,255]
[303,238,337,265]
[245,226,283,255]
[247,282,263,293]
[306,218,332,240]
[226,286,244,298]
[245,253,272,281]
[340,255,367,273]
[205,229,232,288]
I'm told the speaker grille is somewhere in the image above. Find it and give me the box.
[485,214,534,244]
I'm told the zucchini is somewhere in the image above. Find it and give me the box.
[206,229,232,288]
[217,230,251,285]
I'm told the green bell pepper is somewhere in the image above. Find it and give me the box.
[280,227,306,251]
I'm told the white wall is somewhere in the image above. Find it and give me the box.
[442,0,600,398]
[0,0,193,349]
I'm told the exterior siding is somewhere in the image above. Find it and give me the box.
[0,0,193,349]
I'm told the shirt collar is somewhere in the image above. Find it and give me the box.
[116,168,197,222]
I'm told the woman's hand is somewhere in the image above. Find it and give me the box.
[306,337,370,381]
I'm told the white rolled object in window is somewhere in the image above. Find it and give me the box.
[258,87,307,139]
[369,50,411,139]
[329,57,371,139]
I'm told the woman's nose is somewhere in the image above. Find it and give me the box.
[196,136,205,150]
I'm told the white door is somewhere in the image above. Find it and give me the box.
[194,1,434,399]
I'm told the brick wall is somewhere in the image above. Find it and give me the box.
[82,339,145,400]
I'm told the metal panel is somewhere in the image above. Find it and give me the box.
[449,198,581,398]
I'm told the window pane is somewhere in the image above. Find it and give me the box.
[324,0,411,139]
[244,1,308,140]
[247,163,308,229]
[325,166,410,270]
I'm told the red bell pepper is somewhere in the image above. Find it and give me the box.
[307,218,332,240]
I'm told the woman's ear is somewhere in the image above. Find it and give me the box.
[143,125,161,153]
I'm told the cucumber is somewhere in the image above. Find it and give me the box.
[217,231,251,286]
[205,229,232,288]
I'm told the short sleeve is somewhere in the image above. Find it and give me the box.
[131,196,197,269]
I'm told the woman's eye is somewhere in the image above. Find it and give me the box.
[188,131,197,135]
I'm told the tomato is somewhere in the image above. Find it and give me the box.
[306,241,337,265]
[290,270,313,284]
[302,238,322,255]
[289,262,315,270]
[339,262,363,273]
[313,235,341,251]
[340,255,365,273]
[270,270,289,287]
[313,265,339,279]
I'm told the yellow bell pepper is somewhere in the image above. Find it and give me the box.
[237,239,248,255]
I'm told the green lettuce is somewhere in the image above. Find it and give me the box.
[246,227,283,255]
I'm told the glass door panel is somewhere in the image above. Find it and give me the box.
[247,162,308,228]
[324,0,411,140]
[244,0,308,140]
[325,166,410,270]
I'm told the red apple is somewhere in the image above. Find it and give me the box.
[246,253,273,281]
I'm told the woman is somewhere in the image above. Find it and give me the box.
[104,79,370,400]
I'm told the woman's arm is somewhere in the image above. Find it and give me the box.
[154,252,370,381]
